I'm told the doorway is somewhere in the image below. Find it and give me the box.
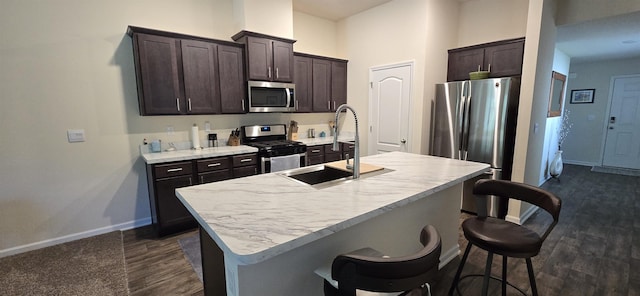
[368,62,413,155]
[602,74,640,169]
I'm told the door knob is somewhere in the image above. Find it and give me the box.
[401,139,406,144]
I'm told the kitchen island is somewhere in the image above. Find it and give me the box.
[176,152,489,296]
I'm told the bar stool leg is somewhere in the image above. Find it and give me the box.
[481,252,494,296]
[526,258,538,296]
[502,256,507,296]
[448,243,472,296]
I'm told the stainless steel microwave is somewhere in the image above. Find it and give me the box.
[247,81,295,112]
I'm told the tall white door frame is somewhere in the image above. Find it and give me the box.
[368,61,414,155]
[600,74,640,169]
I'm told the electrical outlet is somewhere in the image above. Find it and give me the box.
[167,126,174,135]
[67,129,85,143]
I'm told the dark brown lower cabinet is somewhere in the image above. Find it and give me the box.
[147,153,257,237]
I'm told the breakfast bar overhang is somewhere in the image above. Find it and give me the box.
[176,152,489,296]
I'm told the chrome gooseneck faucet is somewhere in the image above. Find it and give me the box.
[333,104,360,179]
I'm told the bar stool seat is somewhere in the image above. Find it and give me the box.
[448,179,562,296]
[463,217,542,258]
[317,225,441,296]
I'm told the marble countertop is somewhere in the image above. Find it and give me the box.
[142,145,259,164]
[296,136,354,146]
[176,152,489,265]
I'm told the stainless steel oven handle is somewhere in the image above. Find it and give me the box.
[262,153,307,173]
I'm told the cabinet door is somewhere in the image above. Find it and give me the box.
[155,175,195,234]
[331,61,348,110]
[272,40,294,82]
[181,39,220,114]
[233,166,258,178]
[484,40,524,78]
[135,33,183,115]
[341,142,355,160]
[245,36,272,81]
[447,48,484,82]
[219,45,246,113]
[293,55,313,112]
[312,59,332,112]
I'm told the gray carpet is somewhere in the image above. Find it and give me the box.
[178,234,203,282]
[0,231,129,296]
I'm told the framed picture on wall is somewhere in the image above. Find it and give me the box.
[570,89,595,104]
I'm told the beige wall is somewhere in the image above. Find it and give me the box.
[233,0,294,38]
[457,0,529,47]
[293,12,339,58]
[562,57,640,166]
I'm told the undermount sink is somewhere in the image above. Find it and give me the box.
[284,166,353,185]
[280,165,393,189]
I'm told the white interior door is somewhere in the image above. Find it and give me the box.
[369,62,412,155]
[602,75,640,169]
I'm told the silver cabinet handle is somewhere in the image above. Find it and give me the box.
[188,98,192,111]
[207,163,221,167]
[488,64,491,72]
[200,175,204,183]
[268,67,272,78]
[276,67,279,79]
[167,168,183,172]
[296,100,299,111]
[333,101,336,110]
[327,101,330,110]
[188,177,192,186]
[176,98,180,111]
[242,100,245,111]
[311,149,320,153]
[240,158,252,163]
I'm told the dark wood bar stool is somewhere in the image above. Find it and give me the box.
[448,179,562,296]
[318,225,441,296]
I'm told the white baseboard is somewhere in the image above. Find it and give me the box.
[0,217,152,258]
[563,159,598,167]
[439,244,460,269]
[506,204,538,225]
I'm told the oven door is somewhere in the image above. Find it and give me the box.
[248,81,295,112]
[261,153,306,173]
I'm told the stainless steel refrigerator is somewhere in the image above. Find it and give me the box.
[430,77,520,218]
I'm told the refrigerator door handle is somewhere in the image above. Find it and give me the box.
[461,82,471,160]
[456,81,467,160]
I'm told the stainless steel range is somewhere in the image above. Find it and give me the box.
[241,124,307,173]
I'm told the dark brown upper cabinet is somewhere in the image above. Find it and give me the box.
[293,55,313,112]
[447,37,525,82]
[294,52,348,113]
[128,26,246,115]
[232,31,295,83]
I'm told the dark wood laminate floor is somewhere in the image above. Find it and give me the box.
[122,164,640,295]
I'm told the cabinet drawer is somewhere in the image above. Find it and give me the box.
[198,170,233,184]
[197,157,231,172]
[232,153,257,167]
[324,153,341,163]
[154,161,193,179]
[307,155,325,166]
[307,145,325,156]
[233,166,258,178]
[341,142,355,151]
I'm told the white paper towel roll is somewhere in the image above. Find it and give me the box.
[191,124,201,149]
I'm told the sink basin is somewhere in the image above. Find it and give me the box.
[284,166,353,185]
[280,165,393,189]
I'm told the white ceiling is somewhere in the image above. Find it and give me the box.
[556,11,640,63]
[292,0,392,21]
[292,0,640,63]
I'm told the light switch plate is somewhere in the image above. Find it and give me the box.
[67,129,85,143]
